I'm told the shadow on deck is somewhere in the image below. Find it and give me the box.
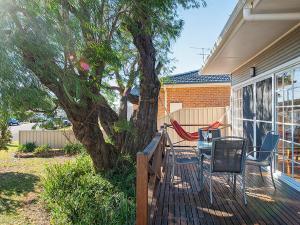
[151,149,300,225]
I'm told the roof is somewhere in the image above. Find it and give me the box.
[129,70,230,97]
[162,70,231,85]
[201,0,300,74]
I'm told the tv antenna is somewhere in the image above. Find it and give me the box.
[190,47,211,65]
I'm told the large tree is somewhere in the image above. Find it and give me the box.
[0,0,205,171]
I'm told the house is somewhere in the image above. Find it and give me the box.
[158,70,231,118]
[128,70,231,120]
[202,0,300,189]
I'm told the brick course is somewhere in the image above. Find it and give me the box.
[158,86,231,119]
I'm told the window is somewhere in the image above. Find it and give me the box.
[275,66,300,181]
[170,102,182,113]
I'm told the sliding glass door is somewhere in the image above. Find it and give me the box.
[232,77,273,156]
[232,63,300,185]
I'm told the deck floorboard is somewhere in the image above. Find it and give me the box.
[151,149,300,225]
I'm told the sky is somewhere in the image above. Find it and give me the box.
[170,0,238,74]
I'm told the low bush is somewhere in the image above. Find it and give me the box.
[63,143,85,155]
[34,144,51,154]
[42,155,135,225]
[18,142,36,153]
[0,126,12,150]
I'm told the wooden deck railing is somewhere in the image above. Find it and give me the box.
[136,126,167,225]
[136,123,232,224]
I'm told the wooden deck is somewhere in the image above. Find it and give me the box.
[151,149,300,225]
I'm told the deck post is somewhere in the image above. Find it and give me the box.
[136,152,149,225]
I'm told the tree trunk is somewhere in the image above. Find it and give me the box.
[129,21,161,155]
[67,106,118,171]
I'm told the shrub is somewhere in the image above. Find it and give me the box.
[41,120,57,130]
[18,142,36,153]
[42,155,135,225]
[34,144,51,154]
[63,143,85,155]
[0,125,12,150]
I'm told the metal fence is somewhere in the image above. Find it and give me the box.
[19,130,78,149]
[157,107,231,146]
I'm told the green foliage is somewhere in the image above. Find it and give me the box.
[34,144,51,154]
[40,120,57,130]
[113,119,134,133]
[18,143,37,153]
[42,155,135,225]
[0,125,12,150]
[0,102,12,150]
[40,118,67,130]
[63,143,85,155]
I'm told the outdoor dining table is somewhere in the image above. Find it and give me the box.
[197,140,213,189]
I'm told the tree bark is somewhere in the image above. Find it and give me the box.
[69,106,118,171]
[128,19,161,155]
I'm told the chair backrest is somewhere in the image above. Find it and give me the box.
[198,129,221,141]
[258,131,279,161]
[211,137,248,173]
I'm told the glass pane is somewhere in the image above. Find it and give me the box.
[294,144,300,163]
[284,89,293,107]
[283,70,293,90]
[293,106,300,124]
[293,87,300,106]
[293,68,300,88]
[234,119,243,137]
[276,90,284,106]
[277,123,284,139]
[294,162,300,182]
[243,85,254,119]
[294,126,300,145]
[284,107,292,124]
[256,122,272,147]
[283,142,293,178]
[256,78,272,121]
[284,160,293,179]
[276,107,284,124]
[243,120,254,152]
[284,125,292,142]
[276,73,284,90]
[277,139,284,173]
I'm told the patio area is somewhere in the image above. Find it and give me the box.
[150,148,300,225]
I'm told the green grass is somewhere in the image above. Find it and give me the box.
[0,143,74,225]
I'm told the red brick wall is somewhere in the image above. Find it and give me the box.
[158,85,231,119]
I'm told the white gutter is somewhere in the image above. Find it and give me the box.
[243,7,300,21]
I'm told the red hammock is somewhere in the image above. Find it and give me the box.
[170,119,223,142]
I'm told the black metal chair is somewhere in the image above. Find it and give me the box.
[200,136,248,205]
[246,131,279,189]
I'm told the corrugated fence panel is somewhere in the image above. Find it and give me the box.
[157,107,231,146]
[19,130,79,149]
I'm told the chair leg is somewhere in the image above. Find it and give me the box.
[171,162,175,183]
[233,174,237,193]
[209,172,213,205]
[200,155,204,190]
[227,174,231,183]
[270,162,276,190]
[259,166,264,182]
[242,171,247,205]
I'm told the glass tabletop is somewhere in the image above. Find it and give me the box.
[198,141,212,150]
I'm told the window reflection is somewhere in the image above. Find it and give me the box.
[284,71,293,90]
[276,67,300,181]
[293,68,300,88]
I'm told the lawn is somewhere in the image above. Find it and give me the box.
[0,143,74,225]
